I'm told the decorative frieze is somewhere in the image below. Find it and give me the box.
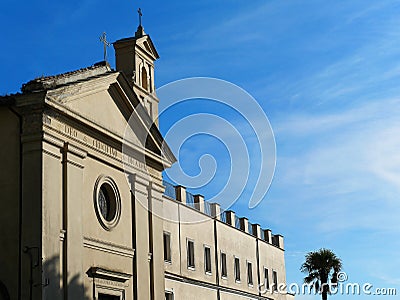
[43,113,150,173]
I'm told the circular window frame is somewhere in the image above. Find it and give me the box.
[94,176,121,231]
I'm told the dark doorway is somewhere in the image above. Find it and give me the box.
[98,293,120,300]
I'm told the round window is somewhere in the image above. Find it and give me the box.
[94,176,121,230]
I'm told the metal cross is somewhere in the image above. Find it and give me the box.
[138,8,143,26]
[99,32,110,62]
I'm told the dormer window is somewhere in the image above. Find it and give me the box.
[141,66,148,90]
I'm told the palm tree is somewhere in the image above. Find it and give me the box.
[300,248,342,300]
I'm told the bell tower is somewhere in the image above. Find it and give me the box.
[113,10,160,123]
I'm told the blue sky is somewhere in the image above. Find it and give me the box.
[2,0,400,299]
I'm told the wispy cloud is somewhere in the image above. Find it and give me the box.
[374,274,400,286]
[257,95,400,234]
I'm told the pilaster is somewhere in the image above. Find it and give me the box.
[62,142,87,299]
[129,173,151,300]
[20,110,44,300]
[148,180,166,300]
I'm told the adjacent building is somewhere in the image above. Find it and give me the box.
[162,183,291,300]
[0,22,293,300]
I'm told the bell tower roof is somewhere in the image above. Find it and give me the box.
[113,8,160,124]
[113,7,159,60]
[135,25,146,38]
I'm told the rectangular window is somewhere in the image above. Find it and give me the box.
[273,270,278,291]
[247,262,253,285]
[264,268,270,290]
[187,240,195,269]
[221,252,227,278]
[165,291,174,300]
[204,246,212,274]
[163,232,171,262]
[234,257,241,282]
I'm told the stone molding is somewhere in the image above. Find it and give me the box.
[83,236,135,258]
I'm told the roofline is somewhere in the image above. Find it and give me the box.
[21,61,113,93]
[113,34,160,59]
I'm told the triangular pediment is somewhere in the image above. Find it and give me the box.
[135,35,160,60]
[45,71,175,168]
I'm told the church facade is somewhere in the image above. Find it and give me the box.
[0,23,293,300]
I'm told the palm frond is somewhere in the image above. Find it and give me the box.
[301,248,343,299]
